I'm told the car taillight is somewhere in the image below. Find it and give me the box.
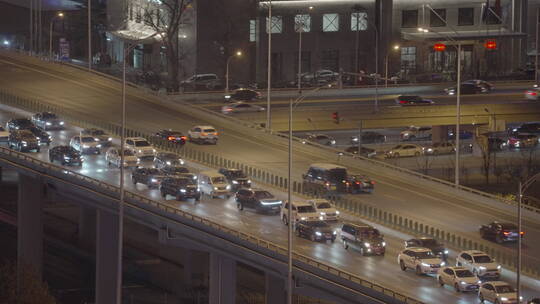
[168,136,175,140]
[399,100,406,104]
[503,231,510,236]
[214,132,219,135]
[528,91,537,96]
[356,182,360,185]
[181,136,187,140]
[201,132,208,136]
[371,181,375,185]
[520,231,525,235]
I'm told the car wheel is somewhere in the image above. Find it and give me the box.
[414,151,420,156]
[479,293,485,303]
[295,229,300,237]
[195,195,200,202]
[438,277,444,287]
[456,261,462,266]
[399,260,406,271]
[36,148,40,153]
[176,194,183,201]
[132,178,137,185]
[342,240,349,250]
[454,283,460,292]
[415,266,423,275]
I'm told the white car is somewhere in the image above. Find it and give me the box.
[398,247,445,275]
[400,126,432,141]
[385,144,424,158]
[281,201,322,225]
[437,266,481,292]
[456,250,501,279]
[479,281,522,304]
[0,126,8,142]
[105,147,139,168]
[525,87,540,100]
[221,102,265,114]
[70,135,102,154]
[188,125,218,144]
[308,199,339,221]
[125,137,156,159]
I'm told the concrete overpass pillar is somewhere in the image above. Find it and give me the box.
[265,273,286,304]
[78,205,96,250]
[17,174,44,280]
[183,249,208,288]
[209,253,236,304]
[431,125,448,143]
[95,209,120,304]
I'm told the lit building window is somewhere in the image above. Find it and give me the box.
[295,14,311,33]
[249,20,257,42]
[323,13,339,32]
[266,16,283,34]
[351,12,367,31]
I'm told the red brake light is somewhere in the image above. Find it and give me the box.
[399,100,406,104]
[520,231,525,235]
[356,182,360,185]
[371,181,375,185]
[168,136,175,140]
[181,136,187,140]
[503,231,510,236]
[528,91,537,96]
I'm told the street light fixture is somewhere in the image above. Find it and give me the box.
[49,12,64,60]
[225,50,242,93]
[118,31,161,304]
[385,44,400,87]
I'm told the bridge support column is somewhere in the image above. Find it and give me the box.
[265,273,286,304]
[183,249,208,288]
[431,125,448,143]
[78,205,96,250]
[0,166,3,182]
[95,210,120,304]
[17,174,44,280]
[209,253,236,304]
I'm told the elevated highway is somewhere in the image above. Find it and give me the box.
[1,51,539,302]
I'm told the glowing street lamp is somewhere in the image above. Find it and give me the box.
[49,12,64,60]
[225,50,242,93]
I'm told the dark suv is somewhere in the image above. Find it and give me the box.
[48,145,82,166]
[27,126,52,146]
[8,130,40,152]
[341,223,386,256]
[303,163,348,193]
[160,166,190,176]
[296,220,336,242]
[405,237,448,260]
[31,112,64,130]
[155,130,187,145]
[218,168,251,191]
[154,152,185,169]
[131,167,166,189]
[6,118,35,131]
[160,176,200,201]
[235,188,281,214]
[346,174,375,194]
[479,222,524,243]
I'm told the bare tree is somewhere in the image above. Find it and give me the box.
[0,260,56,304]
[143,0,191,92]
[415,154,434,176]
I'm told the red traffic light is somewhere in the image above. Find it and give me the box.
[485,40,497,50]
[433,43,446,52]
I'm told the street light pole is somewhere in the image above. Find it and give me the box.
[49,12,64,60]
[536,7,539,85]
[455,42,461,186]
[225,51,242,94]
[374,25,379,112]
[88,0,91,70]
[297,22,302,94]
[266,0,272,131]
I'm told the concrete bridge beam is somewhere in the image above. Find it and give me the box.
[209,253,236,304]
[95,209,120,304]
[78,205,96,251]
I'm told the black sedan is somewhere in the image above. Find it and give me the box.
[235,188,281,214]
[6,118,35,131]
[346,175,375,194]
[154,152,185,169]
[395,95,434,106]
[155,129,187,145]
[27,126,52,146]
[444,83,486,95]
[480,222,524,243]
[48,145,82,166]
[131,167,167,189]
[405,237,448,260]
[350,131,386,144]
[345,146,377,158]
[224,88,261,102]
[31,112,65,130]
[160,166,190,176]
[81,128,113,147]
[296,221,336,242]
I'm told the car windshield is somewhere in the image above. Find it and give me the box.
[361,228,381,238]
[420,239,440,247]
[327,168,347,183]
[203,129,216,133]
[81,137,95,143]
[500,224,518,230]
[455,270,475,278]
[123,150,135,156]
[317,202,332,209]
[28,127,42,133]
[309,221,328,227]
[212,176,227,183]
[254,191,273,199]
[415,251,435,259]
[167,167,189,173]
[135,140,151,147]
[42,113,57,119]
[15,119,33,126]
[495,285,515,293]
[147,169,160,174]
[227,170,246,178]
[473,255,493,263]
[297,206,316,213]
[92,130,105,135]
[21,133,36,140]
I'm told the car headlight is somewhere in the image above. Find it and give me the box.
[427,148,433,152]
[214,187,218,190]
[421,263,430,267]
[440,261,446,266]
[460,281,467,285]
[320,212,326,216]
[138,149,142,153]
[247,180,251,184]
[333,231,337,235]
[46,122,52,125]
[180,189,186,193]
[108,137,112,141]
[501,298,508,301]
[315,231,322,236]
[96,144,102,148]
[335,210,340,215]
[479,266,487,270]
[59,121,64,125]
[94,138,100,142]
[477,280,482,284]
[232,180,238,184]
[226,185,231,190]
[319,216,324,220]
[36,137,40,140]
[136,158,141,163]
[151,178,158,183]
[444,250,449,254]
[83,145,89,148]
[382,242,386,246]
[63,156,70,159]
[180,160,185,165]
[152,149,156,153]
[364,243,371,248]
[300,217,306,220]
[166,161,171,165]
[497,265,501,270]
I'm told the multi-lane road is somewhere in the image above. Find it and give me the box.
[0,51,539,302]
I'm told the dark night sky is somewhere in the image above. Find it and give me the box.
[0,0,81,10]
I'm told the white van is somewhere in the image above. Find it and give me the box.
[198,170,231,198]
[281,201,322,225]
